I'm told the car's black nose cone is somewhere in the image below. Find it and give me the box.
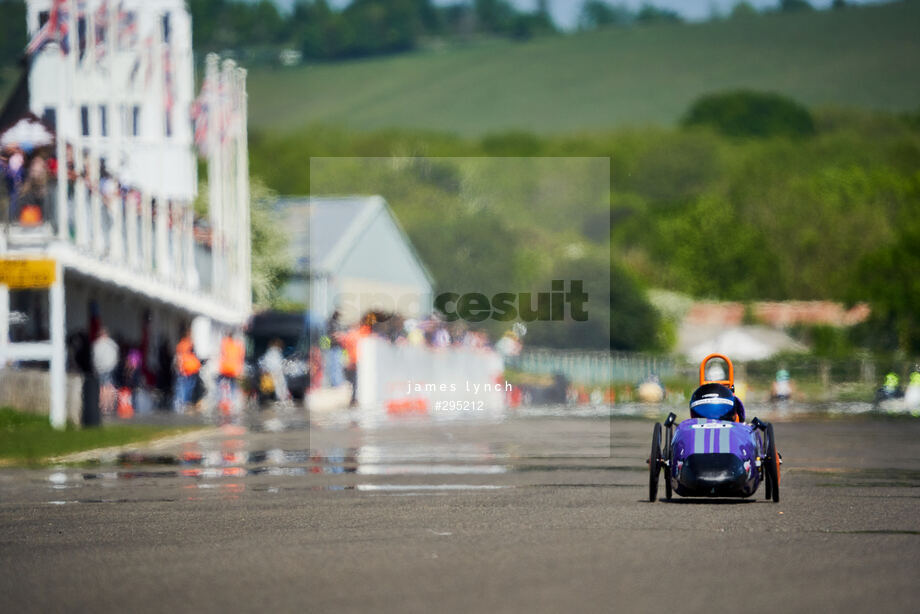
[677,453,750,497]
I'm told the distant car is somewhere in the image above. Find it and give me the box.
[648,353,782,502]
[245,310,310,403]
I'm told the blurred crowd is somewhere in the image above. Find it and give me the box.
[2,121,206,260]
[313,309,523,404]
[67,310,248,425]
[69,305,525,421]
[1,140,56,227]
[2,134,136,244]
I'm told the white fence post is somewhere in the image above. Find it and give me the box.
[50,261,66,429]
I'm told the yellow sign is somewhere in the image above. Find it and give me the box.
[0,258,57,289]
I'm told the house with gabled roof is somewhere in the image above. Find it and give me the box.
[276,195,433,325]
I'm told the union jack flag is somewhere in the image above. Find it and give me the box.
[164,46,174,114]
[76,0,88,61]
[94,0,109,62]
[117,2,137,50]
[25,0,70,56]
[190,68,242,156]
[143,35,154,85]
[190,76,212,155]
[219,88,240,145]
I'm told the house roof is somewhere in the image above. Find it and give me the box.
[275,195,434,285]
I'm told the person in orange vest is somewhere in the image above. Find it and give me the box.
[173,327,201,413]
[341,314,373,407]
[217,331,246,416]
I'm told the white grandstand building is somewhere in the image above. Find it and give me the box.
[0,0,251,426]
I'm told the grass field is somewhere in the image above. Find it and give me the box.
[0,408,193,466]
[247,1,920,136]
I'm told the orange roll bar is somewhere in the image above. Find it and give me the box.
[699,353,734,389]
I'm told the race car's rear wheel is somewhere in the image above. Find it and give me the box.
[763,447,772,501]
[649,422,662,502]
[663,424,673,500]
[764,423,779,503]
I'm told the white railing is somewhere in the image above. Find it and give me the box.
[3,177,202,295]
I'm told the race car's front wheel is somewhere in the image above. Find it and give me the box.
[763,423,780,503]
[764,449,772,501]
[649,422,662,502]
[663,423,673,501]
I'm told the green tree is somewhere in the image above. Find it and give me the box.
[652,194,780,300]
[856,218,920,353]
[635,4,682,24]
[682,90,815,139]
[730,2,759,20]
[195,176,292,309]
[288,0,334,58]
[611,262,662,351]
[778,0,814,12]
[578,0,632,30]
[474,0,517,34]
[246,0,285,45]
[248,108,920,352]
[249,177,294,308]
[343,0,421,56]
[0,0,26,67]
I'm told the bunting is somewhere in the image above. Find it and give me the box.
[116,2,137,50]
[94,0,109,62]
[25,0,70,57]
[190,76,212,155]
[163,45,175,134]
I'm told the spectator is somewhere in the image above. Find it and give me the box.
[260,338,290,404]
[121,348,144,413]
[70,330,99,426]
[217,331,245,416]
[404,319,425,346]
[771,368,795,401]
[16,155,49,226]
[495,330,522,357]
[173,327,201,413]
[157,339,174,407]
[431,325,450,348]
[341,315,373,406]
[92,327,119,415]
[323,310,345,387]
[99,163,118,253]
[906,369,920,410]
[2,146,26,221]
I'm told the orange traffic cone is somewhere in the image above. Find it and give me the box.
[117,388,134,419]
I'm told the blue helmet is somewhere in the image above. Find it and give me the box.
[690,383,739,421]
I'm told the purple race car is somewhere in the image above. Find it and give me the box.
[648,353,782,502]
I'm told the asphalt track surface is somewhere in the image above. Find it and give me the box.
[1,410,919,613]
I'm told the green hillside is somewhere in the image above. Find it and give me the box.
[247,1,920,136]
